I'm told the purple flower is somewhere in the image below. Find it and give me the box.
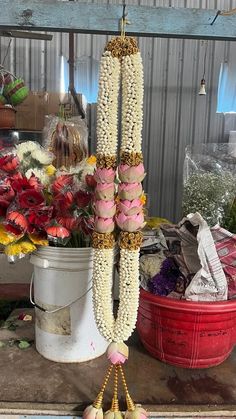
[160,258,181,278]
[148,258,181,296]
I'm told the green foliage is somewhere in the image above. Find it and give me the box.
[222,198,236,233]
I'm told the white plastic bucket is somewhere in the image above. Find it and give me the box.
[30,246,107,363]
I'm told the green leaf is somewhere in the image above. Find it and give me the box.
[8,323,17,331]
[18,340,31,349]
[0,340,6,348]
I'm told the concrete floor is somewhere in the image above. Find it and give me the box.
[1,309,236,417]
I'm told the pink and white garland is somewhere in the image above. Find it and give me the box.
[93,47,145,344]
[83,36,147,419]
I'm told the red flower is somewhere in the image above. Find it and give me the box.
[28,174,43,191]
[78,215,94,236]
[52,175,74,195]
[0,154,19,173]
[46,225,70,239]
[10,172,23,182]
[57,216,79,231]
[28,206,53,232]
[75,190,91,208]
[85,174,97,189]
[19,190,45,208]
[0,197,10,216]
[12,176,35,193]
[54,191,74,213]
[0,181,15,201]
[5,211,28,235]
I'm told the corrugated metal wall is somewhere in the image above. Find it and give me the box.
[1,0,236,221]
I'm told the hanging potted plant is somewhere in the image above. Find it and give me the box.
[0,141,107,362]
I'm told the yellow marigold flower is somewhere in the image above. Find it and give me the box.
[19,241,37,254]
[140,193,146,205]
[0,224,16,245]
[5,243,22,256]
[45,164,56,176]
[146,217,171,229]
[87,155,96,165]
[29,234,48,246]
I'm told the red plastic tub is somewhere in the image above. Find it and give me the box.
[137,288,236,369]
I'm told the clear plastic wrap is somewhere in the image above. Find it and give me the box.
[183,143,236,228]
[43,115,88,169]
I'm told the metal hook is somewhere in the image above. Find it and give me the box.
[120,2,131,37]
[210,10,221,25]
[122,3,127,21]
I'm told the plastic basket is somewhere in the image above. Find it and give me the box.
[0,106,16,129]
[137,288,236,368]
[3,79,29,106]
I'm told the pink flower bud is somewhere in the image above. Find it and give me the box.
[118,183,142,200]
[83,405,103,419]
[94,200,116,218]
[115,212,145,232]
[118,163,145,183]
[118,199,143,216]
[94,168,116,183]
[95,183,115,201]
[107,342,129,364]
[125,406,148,419]
[95,216,114,233]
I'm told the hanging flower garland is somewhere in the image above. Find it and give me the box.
[83,36,147,419]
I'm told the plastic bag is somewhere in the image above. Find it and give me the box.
[211,225,236,299]
[184,213,227,302]
[43,115,88,169]
[183,143,236,227]
[161,213,228,301]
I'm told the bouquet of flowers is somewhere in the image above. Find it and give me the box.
[0,141,96,261]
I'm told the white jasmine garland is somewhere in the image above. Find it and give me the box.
[93,248,115,342]
[93,248,140,343]
[96,52,121,156]
[114,249,140,342]
[93,42,144,344]
[121,52,144,153]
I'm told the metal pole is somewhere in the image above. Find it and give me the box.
[68,0,85,119]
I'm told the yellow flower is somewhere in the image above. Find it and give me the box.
[87,155,96,165]
[29,234,48,246]
[0,224,16,246]
[5,240,37,257]
[146,217,171,229]
[5,243,22,256]
[19,241,37,254]
[140,193,146,205]
[45,164,56,176]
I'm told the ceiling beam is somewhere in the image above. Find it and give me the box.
[0,30,52,41]
[0,0,236,40]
